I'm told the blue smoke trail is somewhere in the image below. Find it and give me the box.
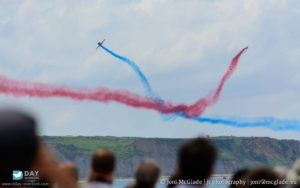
[99,44,300,132]
[100,45,156,98]
[171,112,300,132]
[100,45,175,120]
[189,115,300,132]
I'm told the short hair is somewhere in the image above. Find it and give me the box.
[134,159,160,188]
[92,149,115,175]
[178,137,217,181]
[230,169,249,188]
[240,167,282,188]
[0,109,38,181]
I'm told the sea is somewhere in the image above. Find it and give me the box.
[113,177,230,188]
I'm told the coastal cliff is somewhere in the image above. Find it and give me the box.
[43,136,300,178]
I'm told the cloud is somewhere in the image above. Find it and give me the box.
[0,0,300,138]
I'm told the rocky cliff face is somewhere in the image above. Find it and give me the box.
[43,136,300,178]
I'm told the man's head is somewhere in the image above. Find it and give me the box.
[178,137,217,181]
[135,159,160,188]
[230,169,250,188]
[91,149,115,182]
[239,167,282,188]
[0,109,38,181]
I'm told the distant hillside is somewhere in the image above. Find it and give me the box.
[42,136,300,178]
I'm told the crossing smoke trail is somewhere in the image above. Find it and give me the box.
[100,45,168,119]
[0,44,296,132]
[99,46,300,131]
[0,74,225,116]
[100,45,248,117]
[0,46,247,118]
[0,52,243,117]
[1,46,300,131]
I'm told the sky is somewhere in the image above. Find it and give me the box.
[0,0,300,139]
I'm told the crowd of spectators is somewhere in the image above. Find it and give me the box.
[0,109,300,188]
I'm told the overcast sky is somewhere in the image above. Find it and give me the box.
[1,0,300,139]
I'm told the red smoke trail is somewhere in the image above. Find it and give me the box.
[184,47,247,116]
[0,47,247,117]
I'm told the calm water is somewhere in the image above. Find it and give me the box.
[113,177,229,188]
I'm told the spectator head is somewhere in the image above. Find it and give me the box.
[274,166,288,180]
[90,149,115,183]
[134,159,160,188]
[60,162,79,182]
[230,168,249,188]
[167,173,181,188]
[0,109,38,181]
[239,167,282,188]
[178,137,217,181]
[287,158,300,185]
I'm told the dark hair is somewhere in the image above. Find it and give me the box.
[240,167,282,188]
[92,149,115,175]
[167,172,181,188]
[230,169,250,188]
[178,137,217,181]
[0,109,38,181]
[134,159,160,188]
